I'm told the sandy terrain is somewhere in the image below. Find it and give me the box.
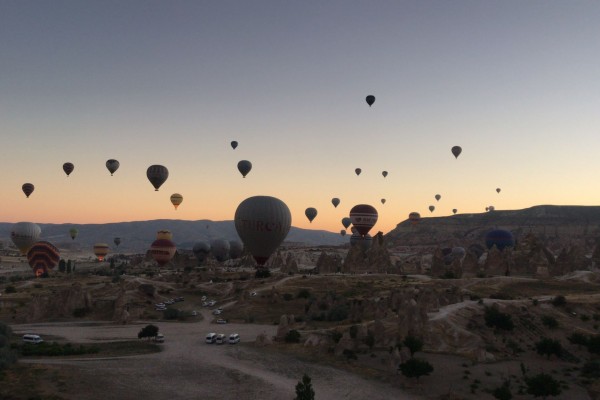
[13,308,423,400]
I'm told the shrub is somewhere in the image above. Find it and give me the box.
[349,325,358,339]
[0,347,17,370]
[535,338,563,359]
[581,360,600,379]
[255,268,271,279]
[551,295,567,307]
[297,289,311,299]
[33,283,43,289]
[484,306,514,331]
[541,316,559,329]
[568,332,589,347]
[342,349,357,360]
[525,373,561,398]
[331,331,342,343]
[492,381,512,400]
[163,308,180,320]
[327,304,348,322]
[285,330,301,343]
[283,293,294,301]
[398,358,434,382]
[403,335,424,356]
[586,335,600,354]
[294,374,315,400]
[138,324,159,340]
[364,333,375,349]
[4,286,16,294]
[73,307,90,318]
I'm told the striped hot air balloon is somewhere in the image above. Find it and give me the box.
[170,193,183,210]
[27,241,60,276]
[11,222,42,255]
[22,183,34,198]
[147,165,169,191]
[156,230,172,240]
[149,239,176,266]
[349,204,378,237]
[93,243,109,261]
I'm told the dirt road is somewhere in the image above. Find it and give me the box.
[13,311,423,400]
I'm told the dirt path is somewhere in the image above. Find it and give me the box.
[13,318,424,400]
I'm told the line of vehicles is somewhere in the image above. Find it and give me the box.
[206,332,240,345]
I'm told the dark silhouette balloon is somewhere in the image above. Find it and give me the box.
[380,198,386,204]
[429,205,435,213]
[485,229,515,251]
[22,183,34,198]
[305,207,317,223]
[231,141,238,150]
[147,165,169,191]
[193,241,211,264]
[435,194,441,201]
[331,198,340,208]
[106,159,120,176]
[496,188,501,194]
[210,239,231,262]
[365,95,375,107]
[349,204,378,236]
[382,171,388,178]
[408,212,421,225]
[234,195,291,266]
[355,168,361,176]
[452,208,457,214]
[451,146,462,159]
[237,160,252,178]
[341,217,352,229]
[340,229,346,236]
[114,237,121,247]
[229,240,243,259]
[63,162,74,177]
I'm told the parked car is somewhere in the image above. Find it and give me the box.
[212,310,222,315]
[208,300,216,307]
[22,334,43,344]
[201,295,207,301]
[216,318,227,324]
[175,297,184,302]
[154,333,165,343]
[216,333,227,344]
[251,292,257,297]
[202,301,209,307]
[155,303,165,307]
[191,310,198,316]
[228,333,240,344]
[205,333,217,344]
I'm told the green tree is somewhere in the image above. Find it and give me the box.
[285,329,301,343]
[492,380,512,400]
[294,374,315,400]
[525,373,561,398]
[551,295,566,307]
[567,332,589,347]
[138,324,159,340]
[66,260,72,274]
[58,259,66,273]
[398,358,434,382]
[586,335,600,354]
[484,306,514,331]
[403,335,424,356]
[541,316,558,329]
[535,338,562,359]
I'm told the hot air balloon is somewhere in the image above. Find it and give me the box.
[149,239,176,266]
[234,196,291,266]
[106,159,120,176]
[365,95,375,107]
[63,162,74,177]
[114,237,121,247]
[331,198,340,208]
[380,198,386,205]
[488,205,495,212]
[231,141,238,150]
[237,160,252,178]
[485,229,514,251]
[485,207,489,212]
[468,243,485,259]
[93,243,109,261]
[496,188,501,194]
[429,205,435,213]
[229,240,243,260]
[341,217,352,229]
[340,230,346,236]
[452,209,458,214]
[22,183,34,198]
[349,204,378,237]
[451,146,462,159]
[11,222,41,255]
[69,228,78,240]
[435,194,441,201]
[382,171,388,178]
[156,230,173,240]
[147,165,169,191]
[408,212,421,225]
[305,207,317,223]
[210,239,231,262]
[350,233,372,251]
[193,241,211,264]
[355,168,362,176]
[27,241,60,276]
[170,193,183,210]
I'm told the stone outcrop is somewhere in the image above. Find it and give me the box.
[343,232,394,274]
[315,251,343,274]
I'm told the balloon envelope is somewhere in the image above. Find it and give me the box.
[156,230,173,240]
[147,165,169,191]
[429,205,435,213]
[380,198,386,205]
[234,196,291,266]
[305,207,317,223]
[170,193,183,210]
[237,160,252,178]
[114,237,121,247]
[149,239,176,266]
[331,198,340,208]
[193,241,211,264]
[210,239,231,262]
[106,159,120,175]
[11,222,42,255]
[22,183,34,198]
[408,212,421,225]
[349,204,378,236]
[27,241,60,275]
[496,188,501,194]
[229,240,243,259]
[340,229,346,236]
[355,168,361,176]
[63,162,74,177]
[93,243,109,261]
[485,229,515,251]
[451,146,462,159]
[365,95,375,107]
[341,217,352,229]
[435,194,441,201]
[69,228,78,240]
[382,171,388,178]
[231,141,238,150]
[452,209,457,214]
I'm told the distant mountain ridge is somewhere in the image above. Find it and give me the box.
[0,219,348,254]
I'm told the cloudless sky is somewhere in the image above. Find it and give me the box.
[2,1,600,234]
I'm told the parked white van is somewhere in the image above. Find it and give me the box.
[228,333,240,344]
[205,333,217,344]
[154,333,165,343]
[215,333,227,344]
[22,334,43,344]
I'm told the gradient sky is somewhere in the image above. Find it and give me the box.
[2,1,600,234]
